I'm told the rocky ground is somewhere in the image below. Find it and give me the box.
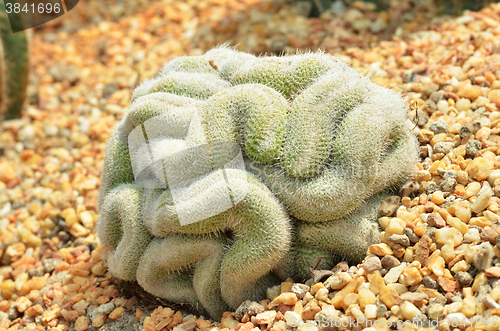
[1,0,500,330]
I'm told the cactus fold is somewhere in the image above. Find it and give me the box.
[0,2,29,120]
[98,46,419,318]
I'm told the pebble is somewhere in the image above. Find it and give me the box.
[435,228,463,246]
[433,142,454,154]
[324,272,352,290]
[272,293,297,306]
[427,212,445,228]
[363,256,382,272]
[368,243,393,256]
[384,264,406,283]
[484,266,500,278]
[108,306,125,321]
[400,301,421,320]
[471,185,494,213]
[455,271,473,287]
[92,313,107,328]
[95,302,115,315]
[468,157,493,182]
[291,284,310,300]
[380,255,400,269]
[389,234,410,246]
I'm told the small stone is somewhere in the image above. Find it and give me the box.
[431,191,445,205]
[429,120,448,134]
[437,277,460,293]
[272,293,297,306]
[267,286,281,301]
[471,185,494,213]
[456,98,471,112]
[358,288,376,309]
[70,223,91,237]
[363,256,382,272]
[401,267,423,286]
[451,260,470,274]
[92,313,107,328]
[468,157,493,182]
[95,302,115,315]
[255,310,276,325]
[379,286,401,309]
[483,296,500,309]
[383,264,405,283]
[429,91,445,104]
[457,85,483,100]
[220,316,239,329]
[433,142,453,154]
[75,316,89,331]
[485,266,500,278]
[389,234,410,246]
[340,293,358,310]
[460,121,480,138]
[400,301,421,320]
[480,228,498,245]
[368,243,393,256]
[427,303,444,320]
[379,196,400,217]
[235,301,265,321]
[427,212,445,228]
[315,288,329,302]
[49,63,80,83]
[464,182,481,199]
[324,272,352,290]
[403,228,420,245]
[488,89,500,106]
[435,228,463,246]
[291,284,310,300]
[399,292,427,302]
[42,258,61,273]
[5,242,26,263]
[418,129,434,143]
[14,297,32,313]
[364,304,377,319]
[414,235,432,266]
[380,255,400,269]
[428,252,445,277]
[423,276,438,289]
[284,311,303,328]
[73,300,89,316]
[109,307,124,321]
[440,178,457,192]
[26,304,43,316]
[91,261,107,276]
[455,271,473,287]
[476,127,491,141]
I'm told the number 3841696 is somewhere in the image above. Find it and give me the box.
[6,2,61,14]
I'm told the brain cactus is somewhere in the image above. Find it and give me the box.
[97,47,419,319]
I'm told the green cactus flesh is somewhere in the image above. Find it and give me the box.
[0,2,29,120]
[97,47,419,318]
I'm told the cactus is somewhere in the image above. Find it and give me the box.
[0,1,29,120]
[97,46,419,318]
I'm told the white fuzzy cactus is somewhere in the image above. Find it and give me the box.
[97,46,419,318]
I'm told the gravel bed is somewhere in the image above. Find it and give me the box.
[1,0,500,330]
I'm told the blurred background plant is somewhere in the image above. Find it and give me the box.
[0,1,29,121]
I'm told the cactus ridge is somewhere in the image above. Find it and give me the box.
[98,47,419,318]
